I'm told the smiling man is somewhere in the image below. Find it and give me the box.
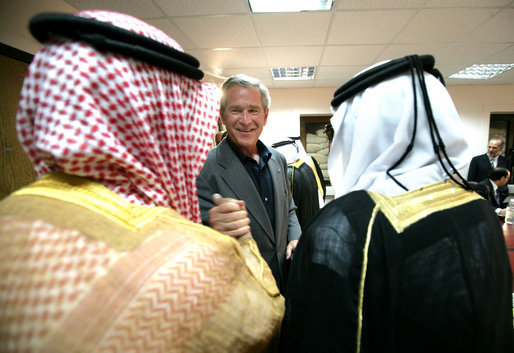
[468,137,511,182]
[196,74,301,294]
[468,137,511,203]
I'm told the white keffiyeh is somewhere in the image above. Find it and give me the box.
[328,65,470,198]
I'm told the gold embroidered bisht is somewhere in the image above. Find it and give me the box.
[281,181,513,352]
[0,173,284,352]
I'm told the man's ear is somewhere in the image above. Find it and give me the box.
[263,109,269,126]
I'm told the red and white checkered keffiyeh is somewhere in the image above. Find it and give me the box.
[16,10,219,223]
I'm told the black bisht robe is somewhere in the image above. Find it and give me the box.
[281,181,513,353]
[287,157,326,230]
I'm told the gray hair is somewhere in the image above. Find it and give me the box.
[220,74,271,113]
[489,137,505,148]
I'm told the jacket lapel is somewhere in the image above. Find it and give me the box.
[216,141,275,244]
[268,153,286,244]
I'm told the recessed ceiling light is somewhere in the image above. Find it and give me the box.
[271,67,316,80]
[449,64,514,80]
[249,0,333,13]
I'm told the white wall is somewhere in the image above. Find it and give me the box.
[261,87,333,144]
[447,85,514,158]
[263,84,514,178]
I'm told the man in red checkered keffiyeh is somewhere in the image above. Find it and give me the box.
[17,9,219,223]
[0,10,285,353]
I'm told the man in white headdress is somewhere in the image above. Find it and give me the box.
[272,137,325,230]
[0,10,284,353]
[280,55,513,352]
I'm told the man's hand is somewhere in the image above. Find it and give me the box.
[498,207,507,217]
[286,239,299,260]
[208,194,251,239]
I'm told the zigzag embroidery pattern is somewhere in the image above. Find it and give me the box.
[98,242,236,352]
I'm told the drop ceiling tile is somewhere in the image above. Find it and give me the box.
[146,18,196,49]
[394,9,497,43]
[253,12,332,46]
[316,66,367,82]
[7,0,514,88]
[459,8,514,43]
[327,10,416,45]
[378,43,511,65]
[321,45,385,66]
[153,0,248,16]
[314,79,347,88]
[188,47,267,70]
[220,67,274,83]
[264,46,323,67]
[335,0,425,10]
[64,0,165,17]
[173,14,259,48]
[480,45,514,64]
[424,0,512,7]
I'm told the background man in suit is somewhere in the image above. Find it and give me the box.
[196,74,301,294]
[474,167,511,216]
[468,137,511,200]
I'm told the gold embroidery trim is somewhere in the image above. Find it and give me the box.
[13,172,163,231]
[368,180,481,233]
[289,158,324,198]
[356,204,378,353]
[306,157,324,198]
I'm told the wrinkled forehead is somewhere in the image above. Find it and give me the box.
[488,140,502,148]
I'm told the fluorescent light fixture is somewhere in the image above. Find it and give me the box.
[449,64,514,80]
[271,66,316,80]
[249,0,333,13]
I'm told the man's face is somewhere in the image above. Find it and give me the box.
[487,139,502,158]
[221,86,268,156]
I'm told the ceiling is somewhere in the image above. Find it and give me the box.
[34,0,514,88]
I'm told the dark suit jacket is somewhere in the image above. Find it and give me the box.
[468,153,510,200]
[474,178,503,209]
[468,153,510,182]
[196,139,301,293]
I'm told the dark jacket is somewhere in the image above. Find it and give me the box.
[474,178,504,208]
[281,182,513,352]
[196,138,301,293]
[468,153,510,200]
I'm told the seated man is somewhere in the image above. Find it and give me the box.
[0,10,283,353]
[468,137,511,202]
[280,55,513,352]
[474,167,511,216]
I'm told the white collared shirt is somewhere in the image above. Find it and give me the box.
[490,156,498,168]
[489,178,502,214]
